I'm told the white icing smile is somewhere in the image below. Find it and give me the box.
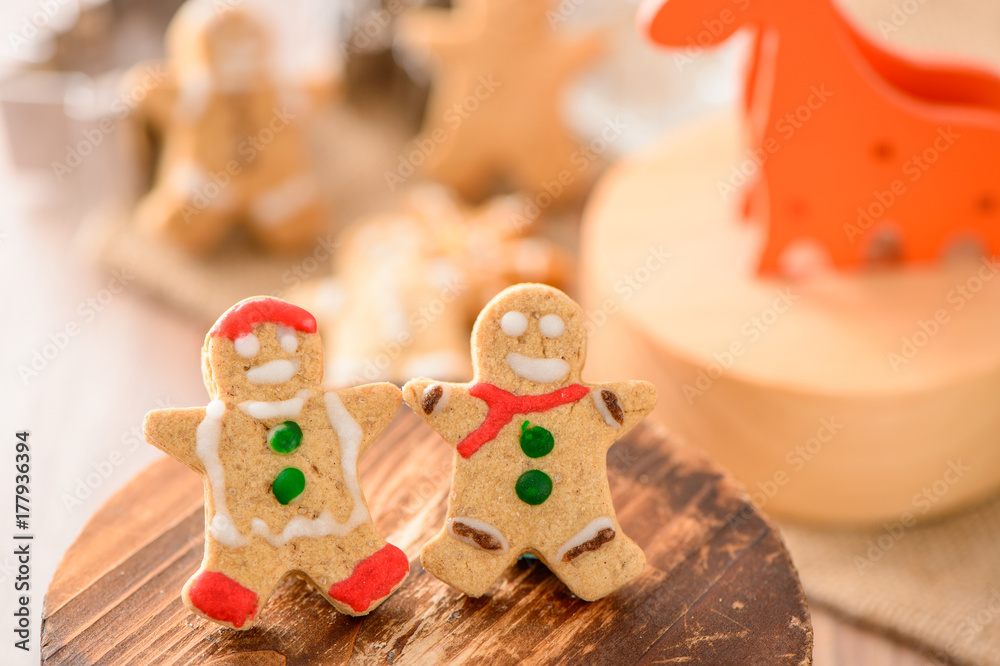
[246,359,299,385]
[505,352,570,383]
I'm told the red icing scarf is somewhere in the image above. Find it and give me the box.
[457,383,590,459]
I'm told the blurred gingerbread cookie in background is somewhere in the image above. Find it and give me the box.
[123,0,337,255]
[395,0,605,205]
[286,184,571,387]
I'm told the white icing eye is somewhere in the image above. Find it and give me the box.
[234,333,260,358]
[500,311,528,337]
[277,325,299,354]
[539,314,565,338]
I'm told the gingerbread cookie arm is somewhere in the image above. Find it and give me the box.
[402,380,486,447]
[588,381,658,443]
[143,407,207,472]
[333,383,402,457]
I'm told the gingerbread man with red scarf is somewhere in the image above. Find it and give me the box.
[403,284,656,600]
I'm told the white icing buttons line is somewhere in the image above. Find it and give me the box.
[234,333,260,358]
[500,311,528,337]
[539,314,565,338]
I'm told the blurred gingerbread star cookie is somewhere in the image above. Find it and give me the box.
[396,0,604,203]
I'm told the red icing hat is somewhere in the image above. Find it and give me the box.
[210,297,317,340]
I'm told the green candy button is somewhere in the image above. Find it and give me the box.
[519,420,554,458]
[272,467,305,505]
[515,469,553,505]
[268,421,302,454]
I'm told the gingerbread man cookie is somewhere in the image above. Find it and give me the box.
[125,1,333,254]
[403,284,656,600]
[395,0,604,203]
[144,297,408,629]
[287,184,570,387]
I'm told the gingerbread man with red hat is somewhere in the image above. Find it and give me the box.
[144,297,408,629]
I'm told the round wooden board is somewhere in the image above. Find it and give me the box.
[581,108,1000,525]
[41,410,812,665]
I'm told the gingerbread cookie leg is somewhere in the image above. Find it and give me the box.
[420,520,520,598]
[135,181,238,254]
[539,517,645,602]
[182,538,285,630]
[292,521,409,616]
[246,173,326,254]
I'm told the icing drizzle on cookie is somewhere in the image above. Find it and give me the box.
[196,400,247,548]
[239,389,310,419]
[249,391,370,547]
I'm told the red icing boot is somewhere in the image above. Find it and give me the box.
[328,544,409,613]
[187,570,259,629]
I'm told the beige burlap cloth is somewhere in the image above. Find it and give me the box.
[779,496,1000,665]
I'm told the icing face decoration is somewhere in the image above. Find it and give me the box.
[501,311,528,336]
[472,284,586,390]
[205,297,321,398]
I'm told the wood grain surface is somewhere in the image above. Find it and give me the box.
[40,410,812,665]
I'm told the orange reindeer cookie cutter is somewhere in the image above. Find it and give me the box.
[640,0,1000,274]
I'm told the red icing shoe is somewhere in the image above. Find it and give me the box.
[328,544,409,613]
[186,570,259,629]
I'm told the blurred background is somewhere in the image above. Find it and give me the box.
[1,0,998,663]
